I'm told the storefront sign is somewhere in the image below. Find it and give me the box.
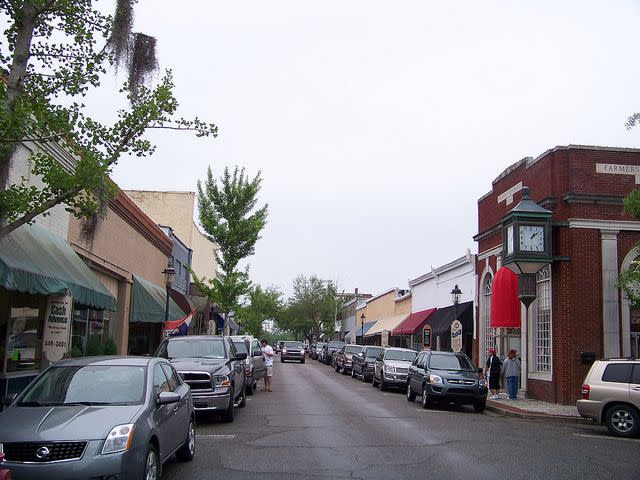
[381,330,390,347]
[451,320,463,353]
[43,295,72,363]
[596,163,640,184]
[423,325,432,349]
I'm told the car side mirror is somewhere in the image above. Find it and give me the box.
[2,394,17,406]
[157,391,180,406]
[233,352,248,361]
[253,350,263,357]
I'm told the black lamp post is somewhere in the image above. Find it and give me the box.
[360,313,366,346]
[163,264,177,322]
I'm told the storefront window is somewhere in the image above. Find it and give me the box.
[5,295,43,373]
[481,273,494,359]
[72,304,111,355]
[534,265,552,373]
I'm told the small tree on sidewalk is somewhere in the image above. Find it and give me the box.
[193,166,268,334]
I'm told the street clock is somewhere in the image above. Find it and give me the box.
[501,187,553,307]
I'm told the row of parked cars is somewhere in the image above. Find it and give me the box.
[310,341,489,412]
[0,334,267,480]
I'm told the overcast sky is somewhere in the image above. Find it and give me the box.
[100,0,640,298]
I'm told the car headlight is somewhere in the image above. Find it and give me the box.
[429,375,443,385]
[213,375,231,388]
[102,424,135,455]
[384,364,396,373]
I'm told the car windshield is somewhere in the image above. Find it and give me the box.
[329,342,346,349]
[385,350,417,362]
[316,343,326,349]
[345,346,362,354]
[429,354,474,371]
[20,365,146,406]
[232,341,249,355]
[365,348,383,359]
[167,338,226,359]
[284,342,303,349]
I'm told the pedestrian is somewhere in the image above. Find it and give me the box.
[260,339,274,392]
[485,348,502,399]
[501,349,521,400]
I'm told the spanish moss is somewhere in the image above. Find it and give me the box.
[108,0,135,69]
[128,33,158,101]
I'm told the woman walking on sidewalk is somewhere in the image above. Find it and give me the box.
[502,349,521,400]
[485,348,502,399]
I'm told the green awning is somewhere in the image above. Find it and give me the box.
[0,223,116,311]
[130,274,185,323]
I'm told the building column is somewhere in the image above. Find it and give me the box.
[601,230,621,358]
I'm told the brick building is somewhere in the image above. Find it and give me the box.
[474,145,640,405]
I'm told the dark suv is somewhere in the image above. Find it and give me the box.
[351,346,385,382]
[334,344,364,375]
[323,341,346,366]
[406,350,487,412]
[155,335,247,421]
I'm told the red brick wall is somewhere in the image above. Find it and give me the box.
[476,146,640,404]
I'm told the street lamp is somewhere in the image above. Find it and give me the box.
[360,313,366,346]
[163,264,177,322]
[450,284,462,352]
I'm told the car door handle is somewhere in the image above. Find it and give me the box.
[172,406,179,414]
[633,386,640,391]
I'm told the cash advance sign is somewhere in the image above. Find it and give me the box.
[43,296,72,363]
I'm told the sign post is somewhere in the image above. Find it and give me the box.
[423,325,432,349]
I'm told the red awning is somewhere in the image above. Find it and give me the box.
[392,308,437,335]
[490,267,520,328]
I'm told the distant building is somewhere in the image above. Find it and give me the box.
[262,318,276,334]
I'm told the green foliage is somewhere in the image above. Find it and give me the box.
[619,190,640,308]
[277,275,339,340]
[195,166,268,318]
[236,285,283,337]
[0,1,217,237]
[85,334,104,356]
[70,345,84,358]
[103,336,118,355]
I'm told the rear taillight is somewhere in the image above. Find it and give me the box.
[581,384,590,399]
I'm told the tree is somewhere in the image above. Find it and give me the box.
[193,165,268,333]
[236,285,282,337]
[0,0,217,238]
[278,275,339,341]
[618,191,640,306]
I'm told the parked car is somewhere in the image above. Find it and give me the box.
[155,335,247,421]
[322,341,346,366]
[0,356,195,480]
[281,341,306,363]
[372,347,417,391]
[275,341,285,354]
[229,335,267,395]
[351,346,385,382]
[576,358,640,437]
[311,342,326,360]
[406,350,488,412]
[334,344,364,375]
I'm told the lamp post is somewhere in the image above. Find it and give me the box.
[450,284,462,351]
[163,264,177,323]
[360,313,366,346]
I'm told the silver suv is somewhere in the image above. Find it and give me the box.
[576,358,640,437]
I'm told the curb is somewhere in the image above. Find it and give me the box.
[485,401,589,424]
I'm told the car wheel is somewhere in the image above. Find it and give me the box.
[361,371,368,382]
[407,383,416,402]
[351,368,356,378]
[175,418,196,462]
[222,392,235,422]
[144,443,160,480]
[422,385,432,409]
[473,401,486,413]
[372,373,378,387]
[301,359,305,364]
[379,377,386,391]
[246,375,254,396]
[342,366,348,375]
[605,404,640,437]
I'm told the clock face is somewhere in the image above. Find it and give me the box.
[519,225,544,252]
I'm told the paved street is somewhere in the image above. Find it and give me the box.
[163,356,640,480]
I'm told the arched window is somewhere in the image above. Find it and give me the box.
[480,272,494,359]
[534,265,552,373]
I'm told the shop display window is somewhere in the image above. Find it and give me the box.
[71,304,111,355]
[5,295,43,373]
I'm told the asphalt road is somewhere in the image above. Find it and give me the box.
[163,354,640,480]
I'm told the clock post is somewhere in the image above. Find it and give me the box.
[500,187,553,396]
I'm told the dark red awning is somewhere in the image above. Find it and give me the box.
[490,267,520,328]
[392,308,437,335]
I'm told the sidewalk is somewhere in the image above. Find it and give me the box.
[485,394,586,423]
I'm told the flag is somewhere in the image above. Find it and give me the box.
[163,308,197,338]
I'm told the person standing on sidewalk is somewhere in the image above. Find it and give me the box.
[485,348,502,399]
[501,349,521,400]
[260,339,274,392]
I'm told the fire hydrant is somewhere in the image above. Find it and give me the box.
[0,451,11,480]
